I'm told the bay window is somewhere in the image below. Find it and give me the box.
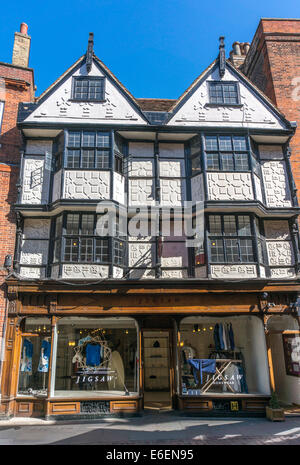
[205,135,250,171]
[208,214,255,264]
[51,213,126,271]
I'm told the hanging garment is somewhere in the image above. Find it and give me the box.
[222,324,228,350]
[214,324,220,351]
[238,364,248,393]
[38,339,51,373]
[229,323,235,351]
[187,359,217,384]
[225,324,231,350]
[218,324,225,350]
[20,339,33,373]
[86,343,101,367]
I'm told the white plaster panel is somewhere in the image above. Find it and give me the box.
[159,143,185,158]
[128,235,154,242]
[254,174,263,203]
[262,160,292,207]
[113,267,124,278]
[191,174,204,203]
[159,159,185,177]
[161,269,188,278]
[61,264,109,279]
[129,159,154,177]
[129,179,155,205]
[128,242,155,267]
[20,239,49,265]
[52,170,62,202]
[21,156,50,204]
[128,268,156,279]
[128,142,154,158]
[20,267,46,279]
[270,267,296,279]
[264,221,290,240]
[167,66,285,129]
[258,145,284,160]
[26,140,53,154]
[207,172,253,201]
[266,241,294,266]
[210,264,257,279]
[63,170,110,199]
[113,172,125,204]
[25,61,147,125]
[160,179,186,206]
[160,257,183,267]
[23,219,51,239]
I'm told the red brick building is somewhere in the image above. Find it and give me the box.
[0,24,34,382]
[231,19,300,199]
[230,18,300,407]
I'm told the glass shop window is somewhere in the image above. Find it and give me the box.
[179,316,271,398]
[54,317,138,397]
[17,318,51,396]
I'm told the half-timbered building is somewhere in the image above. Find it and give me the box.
[1,34,299,419]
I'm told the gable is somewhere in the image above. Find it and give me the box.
[167,62,289,130]
[24,59,148,125]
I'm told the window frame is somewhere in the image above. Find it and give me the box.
[0,100,5,134]
[71,76,106,102]
[64,130,111,170]
[207,81,241,106]
[204,134,250,172]
[51,213,127,269]
[207,214,256,265]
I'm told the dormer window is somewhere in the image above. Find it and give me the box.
[72,76,105,101]
[208,82,239,105]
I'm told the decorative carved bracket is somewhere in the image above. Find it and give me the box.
[86,32,94,73]
[219,36,226,78]
[7,286,18,314]
[263,314,273,334]
[48,294,58,314]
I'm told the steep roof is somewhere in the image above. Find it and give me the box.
[25,50,291,129]
[136,98,177,111]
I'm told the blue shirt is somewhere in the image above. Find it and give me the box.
[86,343,101,367]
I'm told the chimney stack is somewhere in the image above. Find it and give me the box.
[12,22,31,68]
[229,41,250,70]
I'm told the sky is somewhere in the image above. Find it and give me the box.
[1,0,300,99]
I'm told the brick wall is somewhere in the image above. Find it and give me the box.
[243,19,300,199]
[0,63,34,356]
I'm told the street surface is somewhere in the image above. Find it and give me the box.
[0,412,299,445]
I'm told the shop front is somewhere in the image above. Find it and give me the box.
[1,285,298,419]
[177,315,271,415]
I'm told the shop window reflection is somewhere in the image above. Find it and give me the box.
[18,318,51,397]
[54,317,138,397]
[179,316,270,397]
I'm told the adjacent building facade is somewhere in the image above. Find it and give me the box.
[230,17,300,410]
[0,25,299,419]
[0,24,34,395]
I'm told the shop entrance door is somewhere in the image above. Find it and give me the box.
[142,330,173,411]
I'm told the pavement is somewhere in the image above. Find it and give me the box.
[0,411,299,445]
